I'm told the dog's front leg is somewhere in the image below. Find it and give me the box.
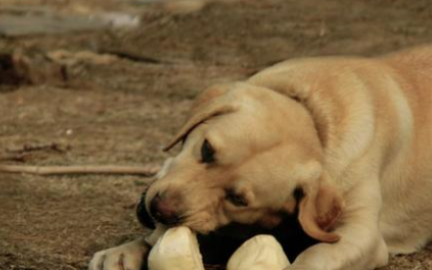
[89,226,166,270]
[287,183,389,270]
[89,159,172,270]
[288,224,388,270]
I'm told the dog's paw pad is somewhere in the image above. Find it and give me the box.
[89,240,147,270]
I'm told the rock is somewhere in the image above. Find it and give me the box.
[0,6,139,37]
[0,50,64,86]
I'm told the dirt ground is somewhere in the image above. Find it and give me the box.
[1,0,432,269]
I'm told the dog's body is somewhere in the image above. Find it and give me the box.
[90,46,432,270]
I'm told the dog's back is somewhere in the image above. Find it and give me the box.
[248,46,432,254]
[378,46,432,253]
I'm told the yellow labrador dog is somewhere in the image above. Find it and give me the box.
[89,46,432,270]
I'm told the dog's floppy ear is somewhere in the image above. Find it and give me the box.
[298,174,344,243]
[163,86,237,151]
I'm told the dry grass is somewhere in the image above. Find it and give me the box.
[1,0,432,269]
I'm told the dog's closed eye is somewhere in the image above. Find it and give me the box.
[201,139,216,164]
[226,190,248,207]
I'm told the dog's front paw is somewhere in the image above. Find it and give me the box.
[89,239,150,270]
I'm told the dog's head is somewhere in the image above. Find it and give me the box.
[140,82,343,243]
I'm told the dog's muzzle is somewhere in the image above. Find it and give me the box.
[149,193,182,226]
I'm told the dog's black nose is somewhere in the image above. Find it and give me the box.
[136,194,156,229]
[150,194,181,226]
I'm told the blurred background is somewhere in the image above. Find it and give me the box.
[0,0,431,269]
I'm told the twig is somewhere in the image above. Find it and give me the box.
[0,164,159,176]
[7,142,68,154]
[100,49,181,65]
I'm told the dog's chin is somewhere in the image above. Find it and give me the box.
[183,225,215,236]
[180,218,219,235]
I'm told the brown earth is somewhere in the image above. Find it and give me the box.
[1,0,432,269]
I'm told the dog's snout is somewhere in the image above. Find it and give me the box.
[150,194,181,226]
